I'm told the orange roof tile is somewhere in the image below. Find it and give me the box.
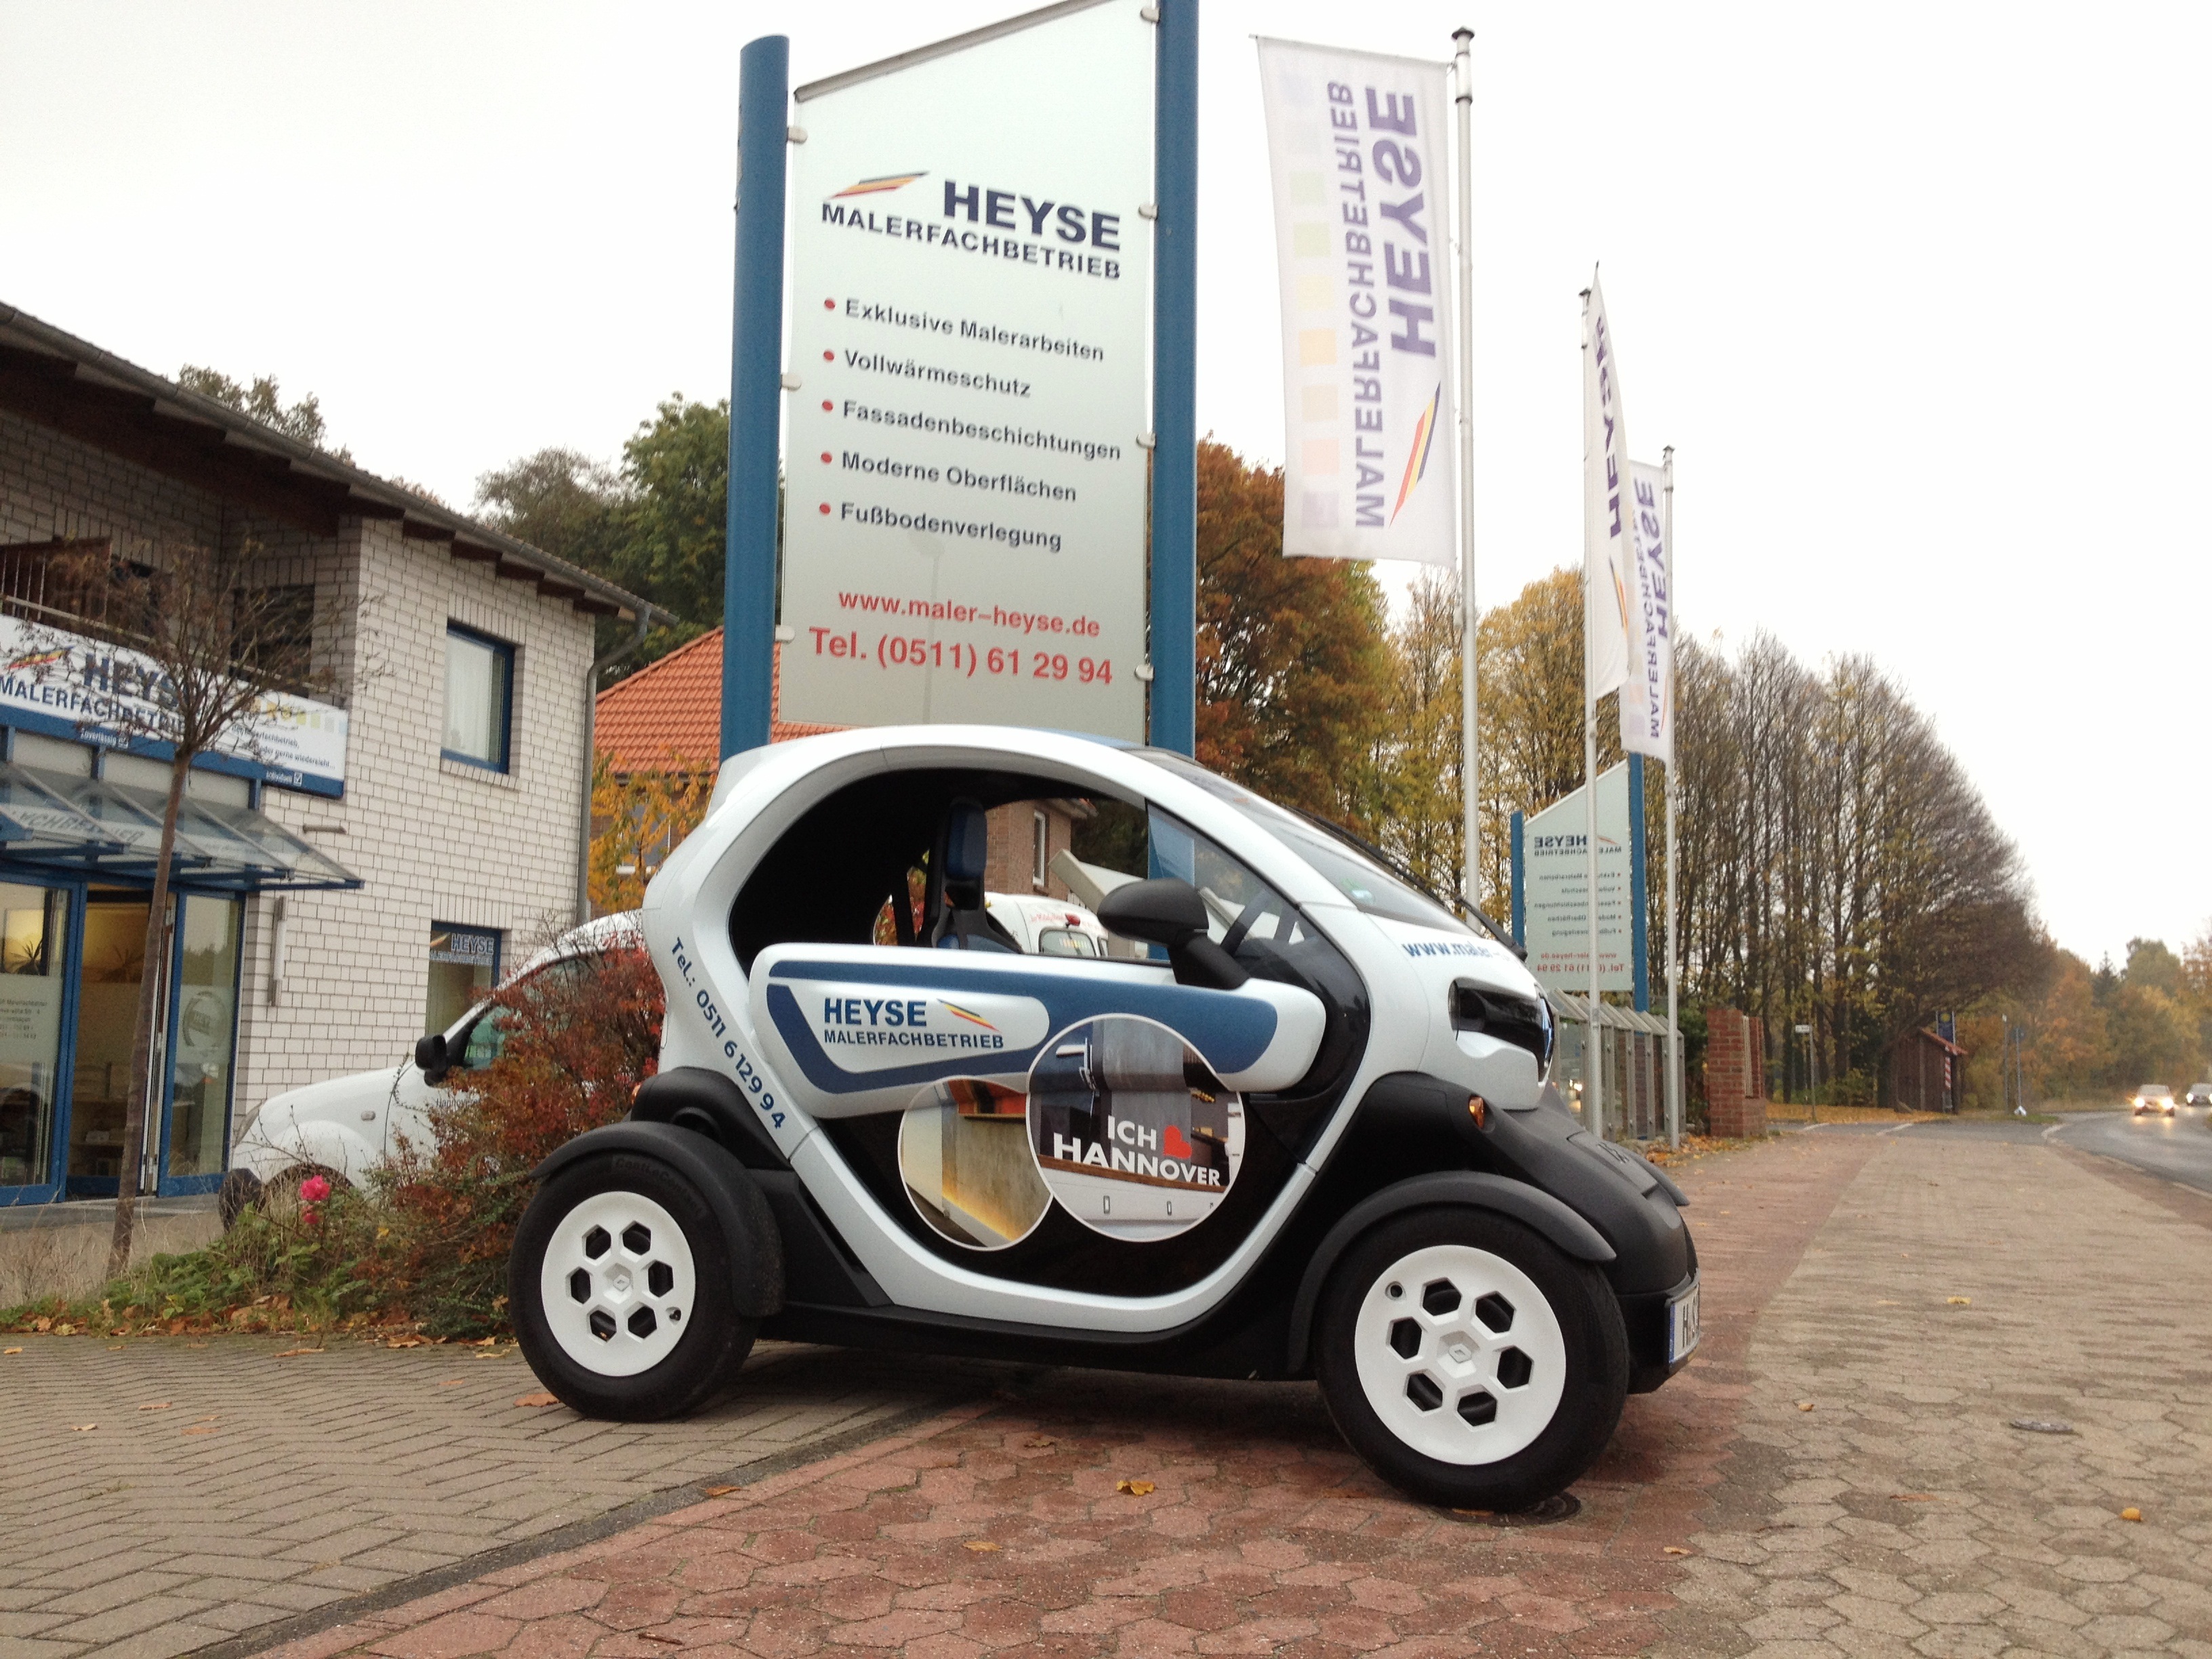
[594,628,842,774]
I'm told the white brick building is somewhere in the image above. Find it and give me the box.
[0,305,649,1206]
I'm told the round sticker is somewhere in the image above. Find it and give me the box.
[897,1078,1051,1250]
[1026,1015,1243,1241]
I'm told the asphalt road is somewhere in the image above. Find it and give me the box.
[1799,1107,2212,1196]
[2049,1103,2212,1195]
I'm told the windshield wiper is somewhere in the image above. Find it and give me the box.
[1284,806,1527,960]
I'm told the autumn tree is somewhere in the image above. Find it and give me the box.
[1193,440,1391,825]
[177,366,350,462]
[474,397,779,681]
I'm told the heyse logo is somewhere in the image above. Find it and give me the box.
[832,171,927,199]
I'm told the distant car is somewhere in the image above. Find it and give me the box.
[2132,1084,2175,1118]
[983,892,1113,958]
[221,912,645,1219]
[2185,1082,2212,1108]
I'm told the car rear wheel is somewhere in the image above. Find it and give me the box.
[511,1151,754,1420]
[1314,1207,1629,1511]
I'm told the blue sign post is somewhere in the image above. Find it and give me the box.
[722,35,790,760]
[1148,0,1199,756]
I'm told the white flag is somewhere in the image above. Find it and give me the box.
[1582,272,1631,696]
[1620,459,1673,760]
[1258,39,1455,565]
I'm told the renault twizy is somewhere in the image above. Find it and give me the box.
[510,726,1698,1509]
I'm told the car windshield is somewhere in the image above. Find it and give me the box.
[1137,749,1473,935]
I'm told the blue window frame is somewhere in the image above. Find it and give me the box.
[443,623,513,771]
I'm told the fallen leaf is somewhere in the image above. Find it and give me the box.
[107,1344,123,1351]
[1796,1401,1816,1412]
[514,1391,559,1408]
[138,1402,171,1412]
[2,1347,19,1355]
[1023,1435,1055,1449]
[1946,1296,1971,1306]
[386,1335,427,1349]
[474,1351,499,1360]
[1662,1546,1692,1556]
[963,1540,1000,1552]
[182,1426,217,1437]
[1115,1479,1156,1496]
[70,1423,96,1432]
[2121,1507,2142,1522]
[702,1485,741,1498]
[2009,1417,2074,1435]
[1891,1493,1938,1502]
[438,1379,466,1388]
[274,1347,325,1358]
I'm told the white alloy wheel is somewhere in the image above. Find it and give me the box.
[1351,1242,1569,1465]
[537,1189,696,1377]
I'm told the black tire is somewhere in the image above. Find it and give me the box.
[1313,1206,1629,1511]
[218,1168,263,1230]
[510,1149,756,1421]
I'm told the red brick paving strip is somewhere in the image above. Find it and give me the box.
[262,1134,1879,1659]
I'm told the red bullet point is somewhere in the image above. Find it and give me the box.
[821,401,832,411]
[819,451,832,463]
[818,502,830,514]
[822,350,833,361]
[823,298,835,309]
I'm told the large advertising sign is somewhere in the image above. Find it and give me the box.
[1257,39,1456,565]
[779,0,1155,739]
[1511,762,1645,997]
[0,615,348,796]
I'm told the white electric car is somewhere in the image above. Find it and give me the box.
[222,912,645,1215]
[509,726,1699,1510]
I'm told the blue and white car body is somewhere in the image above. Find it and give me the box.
[513,725,1698,1509]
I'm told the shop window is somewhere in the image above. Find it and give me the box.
[167,895,241,1179]
[443,624,513,771]
[0,883,68,1189]
[427,922,501,1036]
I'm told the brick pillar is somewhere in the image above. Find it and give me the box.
[1702,1008,1769,1139]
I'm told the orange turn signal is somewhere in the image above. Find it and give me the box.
[1468,1094,1488,1129]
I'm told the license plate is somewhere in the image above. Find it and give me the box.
[1668,1277,1702,1363]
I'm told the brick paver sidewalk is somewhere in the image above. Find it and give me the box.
[241,1135,1882,1659]
[0,1338,963,1658]
[16,1127,2211,1658]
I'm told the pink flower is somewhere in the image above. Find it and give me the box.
[299,1174,331,1204]
[301,1208,320,1227]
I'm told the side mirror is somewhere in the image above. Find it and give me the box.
[414,1032,451,1083]
[1097,877,1249,991]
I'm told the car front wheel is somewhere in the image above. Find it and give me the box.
[511,1151,754,1420]
[1314,1207,1629,1512]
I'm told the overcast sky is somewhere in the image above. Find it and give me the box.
[3,1,2205,969]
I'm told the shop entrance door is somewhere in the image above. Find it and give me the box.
[0,880,76,1202]
[66,888,163,1196]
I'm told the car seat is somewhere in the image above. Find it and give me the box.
[929,798,1020,951]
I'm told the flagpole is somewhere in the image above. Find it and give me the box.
[1580,285,1604,1143]
[1662,445,1680,1149]
[1452,26,1478,914]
